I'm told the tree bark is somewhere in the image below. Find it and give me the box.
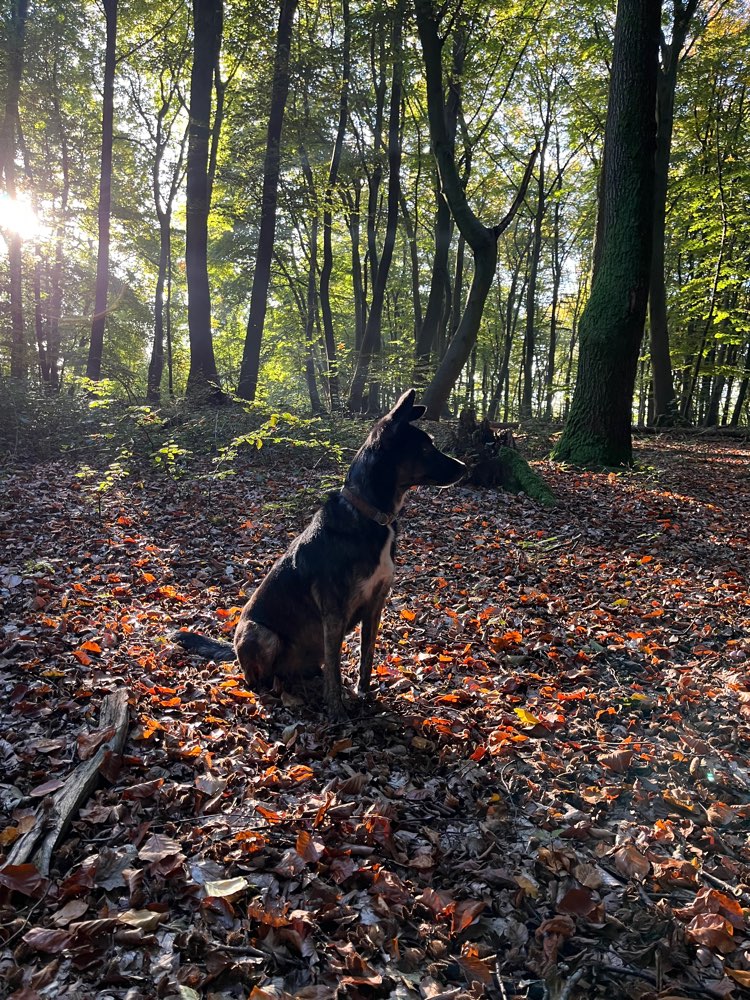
[414,22,464,380]
[545,192,563,419]
[348,4,403,413]
[344,183,365,353]
[553,0,661,467]
[414,0,536,420]
[0,0,29,379]
[185,0,223,400]
[730,341,750,426]
[315,0,351,410]
[47,56,69,392]
[86,0,117,381]
[649,0,699,424]
[237,0,298,400]
[520,109,551,419]
[147,90,186,404]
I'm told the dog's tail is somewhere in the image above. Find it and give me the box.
[171,630,235,662]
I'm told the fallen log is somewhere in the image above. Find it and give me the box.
[6,688,129,876]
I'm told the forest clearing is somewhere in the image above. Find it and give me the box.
[0,430,749,999]
[2,0,750,995]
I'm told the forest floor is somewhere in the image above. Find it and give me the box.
[1,432,749,1000]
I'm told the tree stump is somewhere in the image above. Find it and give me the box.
[453,410,556,507]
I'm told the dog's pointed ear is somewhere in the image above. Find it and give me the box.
[389,389,425,423]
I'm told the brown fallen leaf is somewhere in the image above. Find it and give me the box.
[614,843,650,880]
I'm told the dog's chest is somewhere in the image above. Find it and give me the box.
[354,528,395,607]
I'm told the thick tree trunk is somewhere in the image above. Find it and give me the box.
[553,0,660,467]
[86,0,117,381]
[649,1,698,423]
[0,0,29,379]
[415,0,535,420]
[185,0,223,400]
[348,5,403,413]
[316,0,350,410]
[237,0,297,400]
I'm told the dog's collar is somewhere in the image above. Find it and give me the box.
[341,485,397,527]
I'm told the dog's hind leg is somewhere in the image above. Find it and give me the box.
[358,587,388,696]
[234,618,282,690]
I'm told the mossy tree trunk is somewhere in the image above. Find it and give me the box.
[553,0,660,467]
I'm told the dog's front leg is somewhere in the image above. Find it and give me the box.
[322,614,347,721]
[358,586,388,696]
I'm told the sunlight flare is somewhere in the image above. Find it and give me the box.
[0,192,43,241]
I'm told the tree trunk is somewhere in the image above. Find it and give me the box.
[649,0,698,423]
[185,0,223,400]
[86,0,117,381]
[415,0,535,419]
[521,115,550,419]
[399,181,423,345]
[47,57,69,392]
[413,22,465,380]
[348,4,403,413]
[730,337,750,426]
[344,183,365,353]
[147,217,170,403]
[488,241,529,421]
[0,0,29,379]
[304,211,324,414]
[545,195,562,420]
[237,0,297,400]
[553,0,661,467]
[316,0,350,410]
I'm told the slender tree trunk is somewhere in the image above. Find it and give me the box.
[649,0,698,423]
[86,0,117,381]
[730,337,750,426]
[147,217,170,403]
[47,58,69,392]
[414,22,464,380]
[521,116,550,419]
[317,0,350,410]
[0,0,29,379]
[185,0,223,400]
[237,0,297,400]
[545,196,562,419]
[487,240,529,420]
[304,212,324,414]
[414,0,535,419]
[399,182,423,344]
[348,4,403,412]
[553,0,661,466]
[344,183,365,353]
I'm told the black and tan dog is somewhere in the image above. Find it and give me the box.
[173,389,465,720]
